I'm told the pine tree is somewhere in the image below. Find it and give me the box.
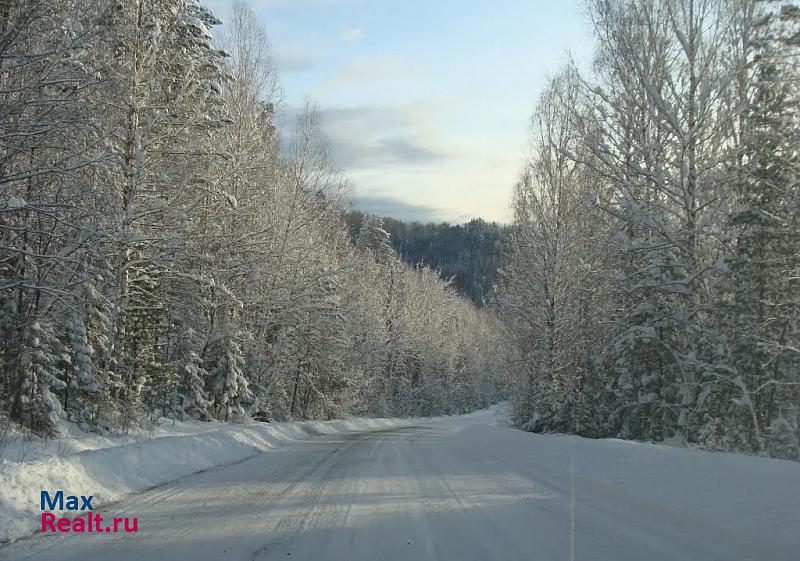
[715,2,800,457]
[211,337,252,421]
[181,351,212,420]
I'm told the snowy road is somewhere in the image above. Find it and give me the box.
[1,410,798,561]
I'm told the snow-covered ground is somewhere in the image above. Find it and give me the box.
[0,415,417,544]
[1,407,799,560]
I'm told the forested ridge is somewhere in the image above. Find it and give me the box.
[346,213,506,306]
[0,0,502,436]
[499,0,800,460]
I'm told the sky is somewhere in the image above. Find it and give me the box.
[204,0,595,223]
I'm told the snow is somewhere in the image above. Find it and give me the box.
[0,416,415,544]
[1,407,799,560]
[6,196,26,210]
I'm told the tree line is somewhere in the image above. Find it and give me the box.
[0,0,503,435]
[499,0,800,460]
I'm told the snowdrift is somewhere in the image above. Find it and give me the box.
[0,416,412,543]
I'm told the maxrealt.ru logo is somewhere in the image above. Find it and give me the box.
[40,490,138,534]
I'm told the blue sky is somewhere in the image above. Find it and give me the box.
[205,0,595,223]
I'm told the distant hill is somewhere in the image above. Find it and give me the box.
[346,212,507,306]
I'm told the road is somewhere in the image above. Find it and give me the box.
[1,410,797,561]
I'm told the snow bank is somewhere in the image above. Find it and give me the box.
[0,416,413,543]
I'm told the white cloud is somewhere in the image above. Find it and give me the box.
[339,26,363,42]
[281,97,517,223]
[319,57,425,92]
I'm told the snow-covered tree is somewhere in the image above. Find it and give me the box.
[712,1,800,457]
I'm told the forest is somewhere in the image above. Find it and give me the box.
[0,0,503,436]
[1,0,799,464]
[499,0,800,460]
[345,213,506,306]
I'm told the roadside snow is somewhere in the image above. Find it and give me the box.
[0,416,415,543]
[2,405,798,561]
[1,418,239,463]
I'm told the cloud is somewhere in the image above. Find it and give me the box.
[278,53,318,73]
[339,27,363,42]
[322,58,423,90]
[351,195,444,222]
[313,103,451,169]
[245,0,363,6]
[276,100,514,223]
[274,44,320,74]
[333,136,441,168]
[378,137,440,165]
